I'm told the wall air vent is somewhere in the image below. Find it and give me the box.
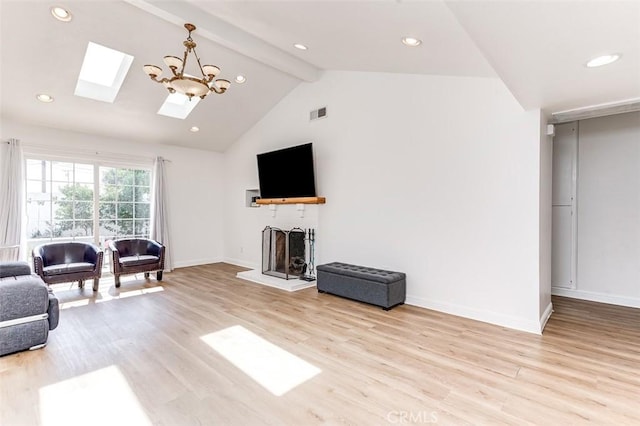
[310,106,327,121]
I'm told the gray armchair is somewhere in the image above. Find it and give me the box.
[0,261,59,356]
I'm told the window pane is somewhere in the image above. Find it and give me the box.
[100,202,116,219]
[51,181,68,199]
[55,219,73,237]
[134,220,149,236]
[26,180,50,194]
[72,220,94,237]
[100,184,118,202]
[116,169,135,186]
[134,186,150,203]
[74,183,94,201]
[28,221,54,239]
[134,203,150,219]
[118,186,134,202]
[98,166,151,240]
[101,167,117,185]
[118,220,133,236]
[135,169,150,186]
[117,203,133,219]
[75,164,94,184]
[51,162,74,182]
[99,220,118,238]
[74,201,93,219]
[54,200,74,222]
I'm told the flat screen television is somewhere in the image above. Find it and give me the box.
[257,143,317,199]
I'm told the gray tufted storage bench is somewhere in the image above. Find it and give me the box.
[316,262,406,310]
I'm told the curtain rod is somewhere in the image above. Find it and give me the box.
[19,142,160,165]
[3,140,173,164]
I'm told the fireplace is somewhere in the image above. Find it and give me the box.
[262,226,306,280]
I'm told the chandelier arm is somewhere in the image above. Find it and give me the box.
[210,86,224,94]
[192,47,209,80]
[180,48,190,77]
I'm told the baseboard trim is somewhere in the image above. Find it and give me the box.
[223,257,260,270]
[539,301,554,332]
[405,295,542,335]
[552,287,640,308]
[173,257,224,269]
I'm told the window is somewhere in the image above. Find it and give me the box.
[25,158,151,256]
[98,167,151,241]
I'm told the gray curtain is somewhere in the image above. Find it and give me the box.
[0,139,25,262]
[150,156,173,271]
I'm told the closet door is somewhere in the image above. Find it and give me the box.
[576,112,640,297]
[552,122,577,289]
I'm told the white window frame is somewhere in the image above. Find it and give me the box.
[23,153,153,250]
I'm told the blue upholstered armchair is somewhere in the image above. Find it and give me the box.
[0,261,59,356]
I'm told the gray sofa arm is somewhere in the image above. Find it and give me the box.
[0,261,31,278]
[0,275,50,321]
[47,289,59,330]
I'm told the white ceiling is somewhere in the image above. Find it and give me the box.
[1,0,638,152]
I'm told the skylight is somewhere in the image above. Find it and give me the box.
[157,92,200,119]
[74,42,133,103]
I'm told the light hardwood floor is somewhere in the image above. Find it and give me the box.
[1,263,639,425]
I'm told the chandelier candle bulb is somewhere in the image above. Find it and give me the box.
[202,65,220,77]
[143,23,231,100]
[163,56,183,70]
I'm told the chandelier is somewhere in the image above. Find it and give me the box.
[143,23,230,100]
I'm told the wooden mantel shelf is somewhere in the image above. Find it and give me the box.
[256,196,326,205]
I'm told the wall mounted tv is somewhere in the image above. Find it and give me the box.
[257,143,317,199]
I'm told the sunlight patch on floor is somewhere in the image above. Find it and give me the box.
[95,285,164,303]
[39,365,151,426]
[201,325,321,396]
[57,286,164,309]
[58,299,91,310]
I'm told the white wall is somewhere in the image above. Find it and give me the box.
[223,70,546,333]
[538,114,553,327]
[1,119,225,268]
[569,112,640,306]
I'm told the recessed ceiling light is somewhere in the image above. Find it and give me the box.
[235,75,246,84]
[586,54,621,68]
[36,94,54,103]
[51,6,72,22]
[190,126,200,132]
[401,37,422,47]
[293,43,308,51]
